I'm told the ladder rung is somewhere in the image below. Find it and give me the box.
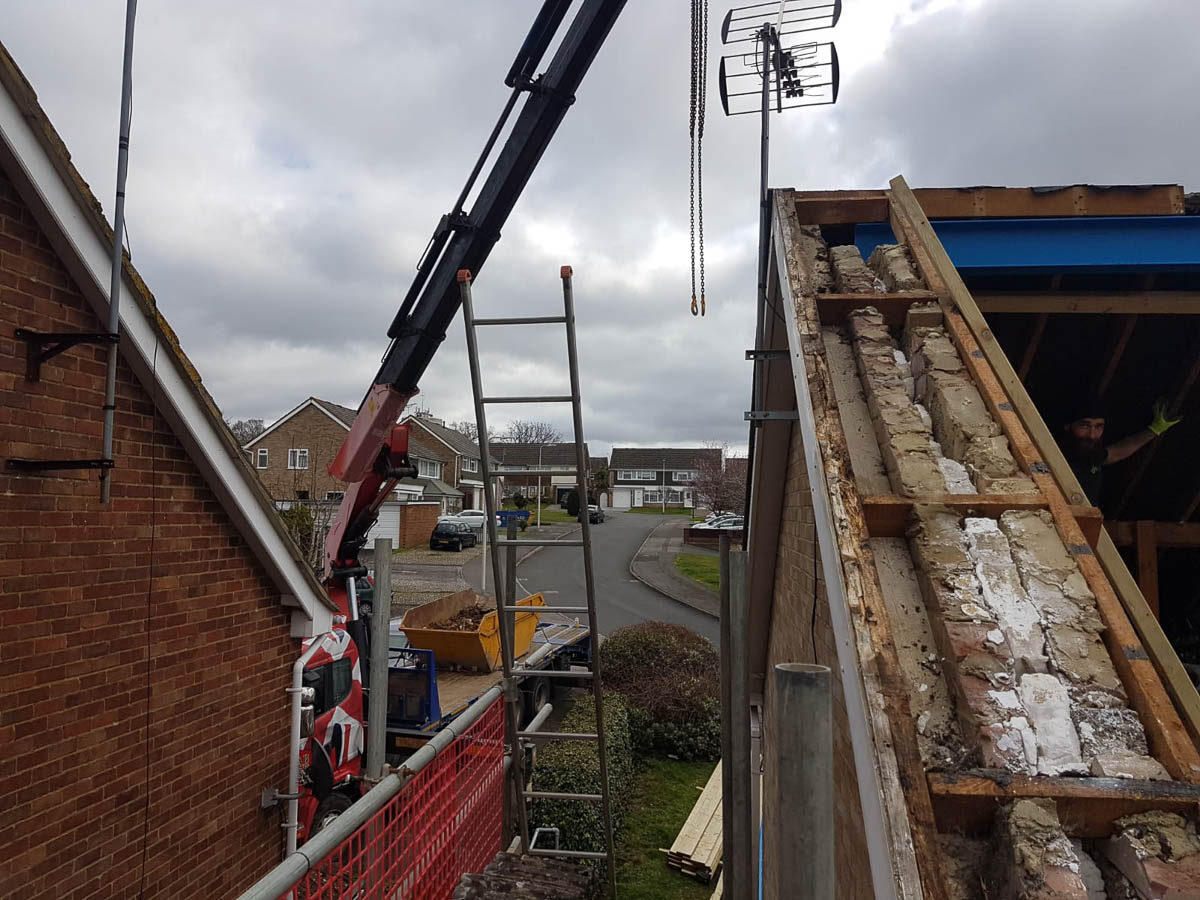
[482,395,574,404]
[528,848,609,860]
[518,731,599,741]
[472,315,567,326]
[496,539,584,547]
[512,668,593,679]
[489,468,580,477]
[502,605,589,612]
[524,790,602,802]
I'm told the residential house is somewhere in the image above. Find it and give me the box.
[242,398,462,552]
[243,397,362,501]
[491,441,591,504]
[608,447,720,509]
[402,413,489,509]
[0,42,335,899]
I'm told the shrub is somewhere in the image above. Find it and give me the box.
[512,492,528,510]
[599,622,721,761]
[565,489,581,517]
[529,692,633,858]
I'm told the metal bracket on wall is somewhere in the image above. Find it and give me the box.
[746,348,789,360]
[15,328,119,381]
[5,457,115,474]
[744,410,800,421]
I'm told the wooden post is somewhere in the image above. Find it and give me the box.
[1136,520,1160,620]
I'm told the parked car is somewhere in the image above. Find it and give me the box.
[693,515,744,530]
[453,509,489,529]
[588,504,604,524]
[429,520,478,552]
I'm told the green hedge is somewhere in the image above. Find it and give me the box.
[529,692,634,856]
[599,622,721,761]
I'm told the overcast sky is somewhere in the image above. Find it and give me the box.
[3,0,1198,457]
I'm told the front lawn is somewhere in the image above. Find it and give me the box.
[675,553,720,591]
[615,758,718,900]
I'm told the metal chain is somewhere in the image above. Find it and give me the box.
[697,0,707,315]
[689,0,699,316]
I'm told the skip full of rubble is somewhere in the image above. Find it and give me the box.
[429,603,492,631]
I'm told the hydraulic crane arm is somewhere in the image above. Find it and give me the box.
[323,0,628,580]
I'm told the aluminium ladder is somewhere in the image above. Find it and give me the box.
[458,266,617,896]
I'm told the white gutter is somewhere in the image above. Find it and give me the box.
[284,631,337,858]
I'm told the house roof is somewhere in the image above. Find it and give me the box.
[407,434,441,462]
[491,442,590,468]
[243,396,358,448]
[405,415,483,459]
[724,456,749,480]
[396,476,461,498]
[0,41,335,635]
[610,448,721,470]
[589,456,608,470]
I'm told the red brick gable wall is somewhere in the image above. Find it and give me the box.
[0,170,296,898]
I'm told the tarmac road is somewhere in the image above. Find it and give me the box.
[464,509,720,646]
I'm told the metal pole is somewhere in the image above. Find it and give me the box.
[721,539,754,899]
[481,520,488,593]
[99,0,137,503]
[366,538,392,779]
[537,445,543,529]
[771,663,832,900]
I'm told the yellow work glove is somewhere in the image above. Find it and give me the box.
[1148,400,1182,436]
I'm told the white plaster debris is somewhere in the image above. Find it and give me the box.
[892,348,915,398]
[937,456,977,494]
[991,689,1022,710]
[914,403,933,431]
[916,710,931,734]
[964,518,1050,674]
[1019,673,1088,776]
[986,629,1005,645]
[1015,716,1039,775]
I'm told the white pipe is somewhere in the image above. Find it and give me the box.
[285,631,335,859]
[347,575,359,622]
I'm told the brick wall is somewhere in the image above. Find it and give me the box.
[250,404,347,500]
[399,502,441,549]
[0,170,297,899]
[762,423,873,900]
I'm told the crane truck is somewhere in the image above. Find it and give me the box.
[286,0,629,846]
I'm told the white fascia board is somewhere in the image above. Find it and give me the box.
[0,89,332,638]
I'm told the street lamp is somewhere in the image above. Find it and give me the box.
[663,456,667,513]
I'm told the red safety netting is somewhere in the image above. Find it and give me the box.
[282,697,504,900]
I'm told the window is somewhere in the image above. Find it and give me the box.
[303,658,355,717]
[296,490,310,500]
[463,457,479,473]
[325,491,345,501]
[674,471,695,482]
[418,458,441,479]
[617,470,655,481]
[256,448,268,469]
[288,448,309,470]
[644,490,662,503]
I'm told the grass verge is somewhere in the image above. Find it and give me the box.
[615,758,718,900]
[675,553,720,591]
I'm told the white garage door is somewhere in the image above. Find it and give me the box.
[611,487,631,509]
[367,501,401,544]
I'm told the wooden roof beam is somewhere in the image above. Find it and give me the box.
[1106,521,1200,547]
[788,184,1184,225]
[976,291,1200,316]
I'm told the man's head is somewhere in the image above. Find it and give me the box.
[1064,394,1107,450]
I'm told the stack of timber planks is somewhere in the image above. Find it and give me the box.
[666,761,723,882]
